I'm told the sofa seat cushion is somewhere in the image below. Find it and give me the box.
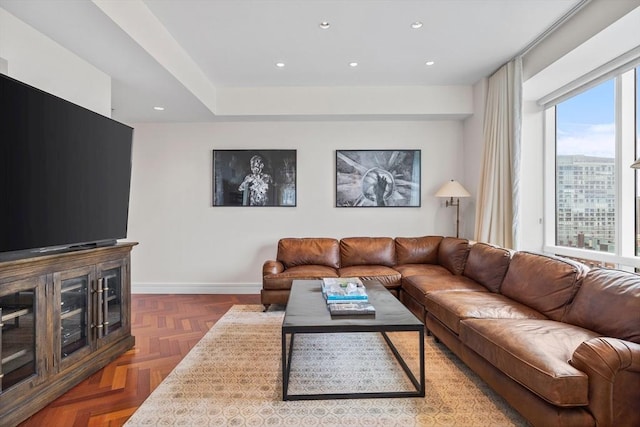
[425,291,546,334]
[394,263,450,278]
[460,318,599,407]
[401,271,488,306]
[338,265,401,288]
[263,265,338,290]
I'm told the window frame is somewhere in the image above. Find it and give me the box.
[543,67,639,271]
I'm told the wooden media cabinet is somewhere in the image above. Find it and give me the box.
[0,243,137,426]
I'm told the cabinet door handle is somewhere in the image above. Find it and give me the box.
[102,277,109,335]
[1,307,3,377]
[96,278,104,338]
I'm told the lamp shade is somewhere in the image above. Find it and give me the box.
[435,180,471,198]
[631,158,640,169]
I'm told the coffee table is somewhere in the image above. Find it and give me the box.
[281,279,425,401]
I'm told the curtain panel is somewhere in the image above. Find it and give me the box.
[474,57,522,248]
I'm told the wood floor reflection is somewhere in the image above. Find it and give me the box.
[18,293,260,427]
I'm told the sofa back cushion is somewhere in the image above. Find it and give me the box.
[463,243,512,292]
[277,238,340,269]
[564,268,640,344]
[437,237,470,275]
[340,237,395,267]
[395,236,443,265]
[500,252,589,321]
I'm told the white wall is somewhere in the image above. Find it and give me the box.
[128,120,464,292]
[0,8,111,117]
[216,86,473,118]
[461,78,488,240]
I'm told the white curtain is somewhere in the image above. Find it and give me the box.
[474,57,522,249]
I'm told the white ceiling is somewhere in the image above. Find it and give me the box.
[0,0,583,123]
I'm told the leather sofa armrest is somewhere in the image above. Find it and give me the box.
[263,260,284,276]
[570,337,640,427]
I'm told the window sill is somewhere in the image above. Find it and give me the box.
[543,245,640,270]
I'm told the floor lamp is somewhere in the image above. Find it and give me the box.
[435,180,471,238]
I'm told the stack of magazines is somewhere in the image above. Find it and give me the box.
[321,278,376,317]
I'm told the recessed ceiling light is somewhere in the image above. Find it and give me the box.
[349,62,358,67]
[275,62,285,68]
[319,21,330,29]
[425,61,435,66]
[153,106,165,111]
[411,21,423,29]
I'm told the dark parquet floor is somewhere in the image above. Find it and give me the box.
[17,293,261,427]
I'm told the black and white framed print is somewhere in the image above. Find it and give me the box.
[212,150,296,206]
[336,149,421,207]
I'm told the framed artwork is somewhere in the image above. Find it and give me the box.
[336,149,421,207]
[212,150,296,206]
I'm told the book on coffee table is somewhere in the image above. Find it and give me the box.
[327,301,376,317]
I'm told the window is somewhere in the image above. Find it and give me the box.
[555,80,615,253]
[545,65,639,270]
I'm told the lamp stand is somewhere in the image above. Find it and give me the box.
[446,197,461,238]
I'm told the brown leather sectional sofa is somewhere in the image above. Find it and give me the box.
[262,236,640,427]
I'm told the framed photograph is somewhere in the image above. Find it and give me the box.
[336,149,421,207]
[212,150,296,206]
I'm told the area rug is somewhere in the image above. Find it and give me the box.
[125,305,528,426]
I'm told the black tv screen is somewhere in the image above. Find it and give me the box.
[0,73,133,257]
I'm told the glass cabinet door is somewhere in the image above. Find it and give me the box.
[100,267,122,337]
[0,277,45,394]
[54,267,94,370]
[94,259,128,348]
[60,277,89,359]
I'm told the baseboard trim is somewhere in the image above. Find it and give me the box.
[132,282,261,294]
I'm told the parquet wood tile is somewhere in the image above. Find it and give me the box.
[17,293,260,427]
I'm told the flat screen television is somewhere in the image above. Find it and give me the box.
[0,73,133,259]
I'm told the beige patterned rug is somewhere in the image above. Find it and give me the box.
[125,305,528,426]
